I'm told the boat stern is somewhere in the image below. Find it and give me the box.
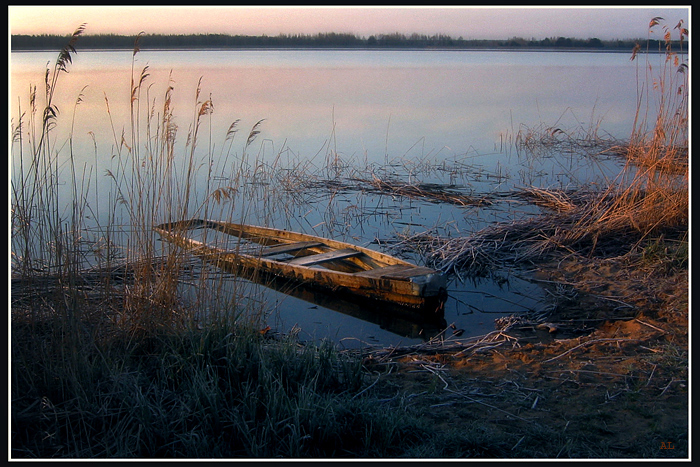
[410,271,448,298]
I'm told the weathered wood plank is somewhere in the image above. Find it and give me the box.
[354,264,437,280]
[380,266,439,279]
[285,248,362,266]
[352,264,414,279]
[259,241,323,257]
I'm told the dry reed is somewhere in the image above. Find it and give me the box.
[357,175,492,206]
[393,18,688,281]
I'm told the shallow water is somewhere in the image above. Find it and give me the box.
[10,48,638,347]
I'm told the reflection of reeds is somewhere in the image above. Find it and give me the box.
[515,111,617,155]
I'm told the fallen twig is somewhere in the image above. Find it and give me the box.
[543,338,641,363]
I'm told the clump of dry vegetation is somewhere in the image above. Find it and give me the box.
[394,18,688,285]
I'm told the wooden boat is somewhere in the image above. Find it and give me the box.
[154,219,447,310]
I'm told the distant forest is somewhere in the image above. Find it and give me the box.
[10,31,684,52]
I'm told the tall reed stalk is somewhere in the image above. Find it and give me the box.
[629,17,689,164]
[10,29,425,458]
[11,24,87,280]
[607,17,688,238]
[398,17,689,276]
[11,28,222,334]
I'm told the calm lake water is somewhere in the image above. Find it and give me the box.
[10,48,639,347]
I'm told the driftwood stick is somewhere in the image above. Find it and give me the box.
[543,338,640,363]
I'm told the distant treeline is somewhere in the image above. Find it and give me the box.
[10,32,684,52]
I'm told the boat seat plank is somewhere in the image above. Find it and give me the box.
[354,264,437,279]
[285,248,362,266]
[259,241,323,257]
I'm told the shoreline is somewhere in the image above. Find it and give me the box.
[11,46,646,54]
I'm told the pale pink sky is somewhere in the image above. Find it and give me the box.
[8,6,690,41]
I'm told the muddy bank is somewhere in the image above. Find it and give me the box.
[358,251,688,458]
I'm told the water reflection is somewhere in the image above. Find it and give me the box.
[10,49,639,168]
[11,49,639,347]
[225,264,447,341]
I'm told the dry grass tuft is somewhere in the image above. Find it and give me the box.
[395,18,688,282]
